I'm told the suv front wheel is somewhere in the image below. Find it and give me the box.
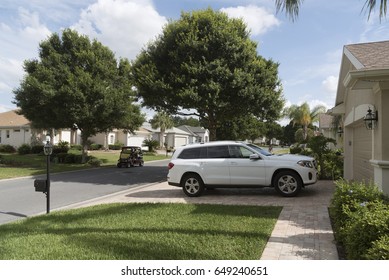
[181,173,204,197]
[273,171,302,197]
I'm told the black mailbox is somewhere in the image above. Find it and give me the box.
[34,179,47,192]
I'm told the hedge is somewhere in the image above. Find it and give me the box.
[329,180,389,260]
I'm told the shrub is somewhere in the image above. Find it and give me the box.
[330,180,389,259]
[365,235,389,260]
[87,157,102,167]
[0,144,16,153]
[52,146,69,155]
[57,140,69,151]
[90,143,103,150]
[64,154,76,164]
[31,145,44,154]
[343,200,389,259]
[18,144,31,155]
[330,180,385,240]
[143,138,159,152]
[70,144,82,151]
[109,144,122,150]
[56,153,68,163]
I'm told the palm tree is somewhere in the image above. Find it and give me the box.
[284,102,326,141]
[150,111,174,149]
[275,0,387,21]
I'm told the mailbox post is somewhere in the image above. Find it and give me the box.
[43,140,53,214]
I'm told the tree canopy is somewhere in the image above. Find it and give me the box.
[284,102,326,141]
[275,0,388,21]
[132,8,284,140]
[13,29,144,160]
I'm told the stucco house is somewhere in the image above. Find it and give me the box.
[177,125,210,144]
[0,110,33,147]
[0,110,79,147]
[329,40,389,195]
[318,113,341,149]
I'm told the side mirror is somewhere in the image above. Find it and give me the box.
[249,154,261,160]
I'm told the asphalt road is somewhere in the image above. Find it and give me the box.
[0,159,170,225]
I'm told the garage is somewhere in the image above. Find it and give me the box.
[174,136,188,147]
[127,136,145,147]
[353,123,373,181]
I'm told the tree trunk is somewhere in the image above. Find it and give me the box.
[81,132,89,163]
[159,129,165,149]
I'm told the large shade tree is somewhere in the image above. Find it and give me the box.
[132,9,284,140]
[284,102,326,141]
[13,29,144,161]
[275,0,388,21]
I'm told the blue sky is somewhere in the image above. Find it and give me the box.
[1,0,389,123]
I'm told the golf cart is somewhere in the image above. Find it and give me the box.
[117,146,144,168]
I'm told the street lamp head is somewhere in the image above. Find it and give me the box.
[43,140,53,156]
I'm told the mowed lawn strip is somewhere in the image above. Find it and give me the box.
[0,151,168,179]
[0,203,281,260]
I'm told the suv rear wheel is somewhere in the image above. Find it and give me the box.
[181,173,204,197]
[273,171,302,197]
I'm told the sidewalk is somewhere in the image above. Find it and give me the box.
[63,180,339,260]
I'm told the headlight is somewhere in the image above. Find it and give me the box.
[297,160,314,168]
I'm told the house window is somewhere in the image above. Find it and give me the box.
[109,135,114,144]
[6,130,10,138]
[14,129,20,132]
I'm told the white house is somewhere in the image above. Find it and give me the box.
[330,40,389,195]
[177,125,210,143]
[0,110,32,147]
[0,110,79,146]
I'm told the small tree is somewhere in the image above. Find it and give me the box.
[150,112,174,148]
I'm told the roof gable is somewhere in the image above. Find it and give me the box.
[345,40,389,70]
[0,110,30,127]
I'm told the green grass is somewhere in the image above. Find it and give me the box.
[0,151,169,179]
[0,203,281,260]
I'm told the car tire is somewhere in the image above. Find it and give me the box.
[117,163,122,168]
[273,171,302,197]
[181,173,204,197]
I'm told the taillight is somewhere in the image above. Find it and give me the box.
[168,162,174,169]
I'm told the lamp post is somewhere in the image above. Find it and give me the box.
[43,140,53,214]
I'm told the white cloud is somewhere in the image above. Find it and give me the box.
[322,75,338,95]
[0,8,52,109]
[220,5,280,36]
[72,0,167,59]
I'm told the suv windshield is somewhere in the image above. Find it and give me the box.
[246,143,272,156]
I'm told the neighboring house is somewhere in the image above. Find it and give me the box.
[142,122,192,148]
[329,40,389,195]
[0,110,79,147]
[177,125,210,144]
[117,127,153,147]
[318,113,340,149]
[0,110,33,147]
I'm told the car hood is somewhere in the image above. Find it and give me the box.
[267,153,315,162]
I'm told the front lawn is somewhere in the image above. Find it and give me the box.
[0,203,281,260]
[0,151,168,179]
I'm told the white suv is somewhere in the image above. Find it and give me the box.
[167,141,317,197]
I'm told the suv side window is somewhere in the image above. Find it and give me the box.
[206,145,230,158]
[178,147,202,159]
[229,145,254,158]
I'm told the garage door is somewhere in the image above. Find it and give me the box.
[353,124,373,181]
[127,136,145,147]
[175,136,187,147]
